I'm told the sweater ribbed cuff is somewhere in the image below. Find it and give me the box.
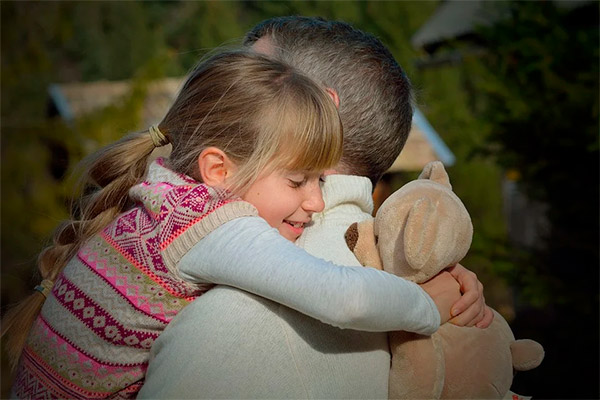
[163,200,258,277]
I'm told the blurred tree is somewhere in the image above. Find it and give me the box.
[463,1,599,397]
[1,0,171,299]
[0,3,171,392]
[67,2,154,80]
[469,0,599,309]
[159,1,247,73]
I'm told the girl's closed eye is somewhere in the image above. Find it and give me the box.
[288,174,307,188]
[289,179,305,188]
[288,173,327,189]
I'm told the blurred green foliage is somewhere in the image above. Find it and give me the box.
[463,2,599,397]
[1,1,597,398]
[468,1,599,304]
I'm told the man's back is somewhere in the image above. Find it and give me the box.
[141,287,310,398]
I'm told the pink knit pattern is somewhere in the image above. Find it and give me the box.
[14,159,256,399]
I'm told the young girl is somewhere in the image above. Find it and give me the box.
[4,50,453,399]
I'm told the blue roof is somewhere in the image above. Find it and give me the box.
[413,107,455,166]
[48,84,74,123]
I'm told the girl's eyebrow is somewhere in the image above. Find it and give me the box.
[283,169,307,175]
[286,172,306,180]
[286,168,321,174]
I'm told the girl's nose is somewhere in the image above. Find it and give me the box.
[303,182,325,214]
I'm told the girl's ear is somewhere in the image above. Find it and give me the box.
[198,147,235,187]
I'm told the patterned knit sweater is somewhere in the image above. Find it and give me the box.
[13,158,257,399]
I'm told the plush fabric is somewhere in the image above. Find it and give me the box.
[13,159,256,399]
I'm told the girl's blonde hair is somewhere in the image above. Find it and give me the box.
[165,50,342,193]
[1,49,343,368]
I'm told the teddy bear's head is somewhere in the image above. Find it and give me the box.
[346,161,473,283]
[345,161,544,399]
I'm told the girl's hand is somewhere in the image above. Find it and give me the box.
[446,263,494,328]
[419,271,462,325]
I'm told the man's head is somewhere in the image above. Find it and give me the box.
[244,16,414,186]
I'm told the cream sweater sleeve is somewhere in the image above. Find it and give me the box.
[178,216,440,335]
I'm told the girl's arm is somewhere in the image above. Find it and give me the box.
[178,216,440,334]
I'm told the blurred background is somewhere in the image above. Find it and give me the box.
[1,1,598,398]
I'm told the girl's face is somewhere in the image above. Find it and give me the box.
[242,169,325,241]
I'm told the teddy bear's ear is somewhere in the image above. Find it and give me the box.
[345,220,383,270]
[419,161,452,190]
[402,197,441,272]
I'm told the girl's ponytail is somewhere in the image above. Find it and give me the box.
[1,127,167,369]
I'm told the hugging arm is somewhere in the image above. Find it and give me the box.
[447,264,494,328]
[179,216,441,335]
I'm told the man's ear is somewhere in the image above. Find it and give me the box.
[198,147,235,187]
[326,88,340,109]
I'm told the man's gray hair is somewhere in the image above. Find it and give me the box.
[244,16,414,186]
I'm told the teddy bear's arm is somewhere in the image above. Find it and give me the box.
[511,339,545,371]
[389,330,445,399]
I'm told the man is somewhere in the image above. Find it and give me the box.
[139,17,491,399]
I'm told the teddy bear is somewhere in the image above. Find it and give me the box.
[345,161,544,399]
